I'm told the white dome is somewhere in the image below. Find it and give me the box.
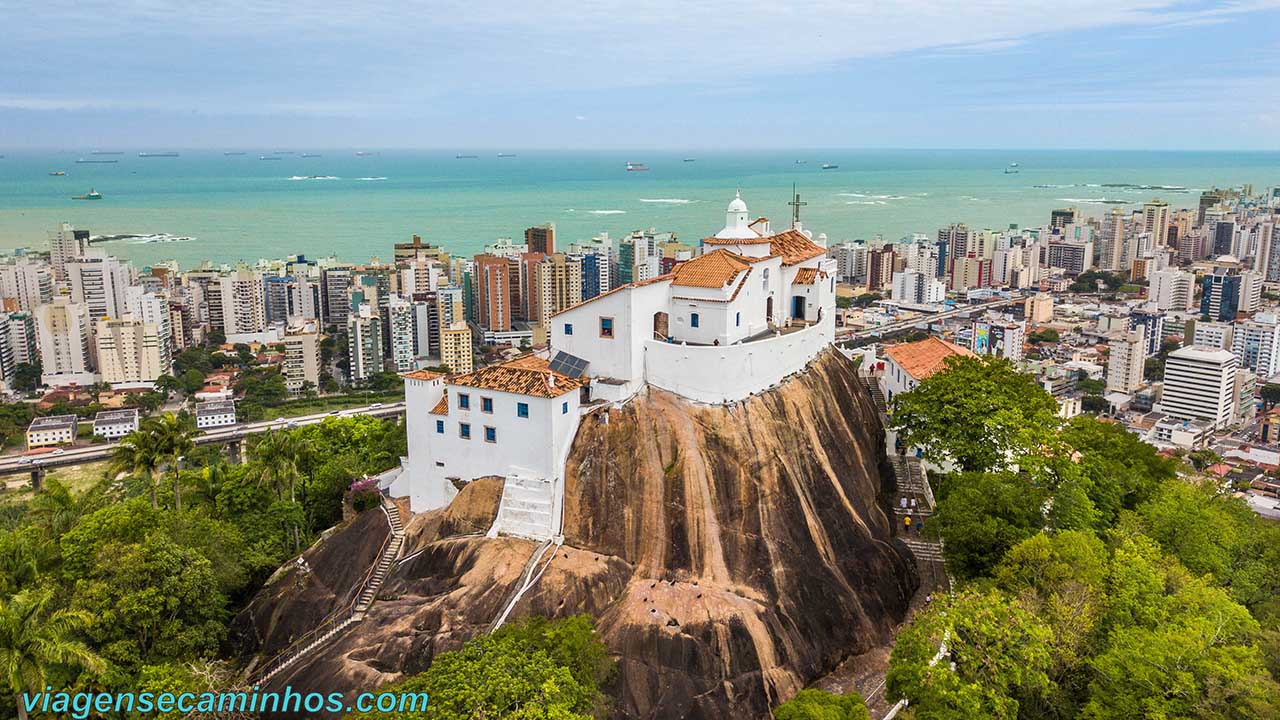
[727,191,748,214]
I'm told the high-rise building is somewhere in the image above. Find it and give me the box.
[1231,313,1280,379]
[440,322,473,374]
[386,296,416,372]
[218,267,267,336]
[0,259,53,313]
[473,254,513,332]
[94,316,167,385]
[1160,346,1238,430]
[525,223,556,255]
[948,256,990,291]
[263,275,293,325]
[394,235,450,267]
[1142,199,1170,251]
[1045,238,1094,276]
[1050,207,1079,229]
[1200,268,1260,322]
[1128,306,1166,357]
[7,312,37,366]
[48,222,89,281]
[1106,327,1146,393]
[0,314,14,388]
[890,268,945,305]
[1101,208,1127,270]
[347,300,384,383]
[320,266,354,330]
[282,323,322,393]
[1148,269,1195,311]
[1198,189,1225,224]
[1192,321,1232,350]
[532,253,583,328]
[126,288,173,371]
[36,296,94,385]
[867,245,895,291]
[938,224,972,263]
[67,252,132,322]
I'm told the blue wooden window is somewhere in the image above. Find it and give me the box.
[564,323,573,335]
[458,393,470,410]
[517,402,529,418]
[481,397,493,413]
[691,313,700,328]
[435,420,444,434]
[484,426,496,443]
[459,422,471,439]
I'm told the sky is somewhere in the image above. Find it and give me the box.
[2,0,1279,149]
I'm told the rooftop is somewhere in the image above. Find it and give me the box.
[883,336,976,381]
[29,415,77,430]
[196,400,237,415]
[448,354,585,398]
[94,408,139,423]
[671,249,761,289]
[403,369,446,382]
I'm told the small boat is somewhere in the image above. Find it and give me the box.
[138,152,179,157]
[1004,162,1019,174]
[91,151,123,155]
[75,158,117,164]
[626,162,649,171]
[683,158,696,162]
[223,152,247,156]
[301,153,322,158]
[794,160,808,165]
[49,171,66,176]
[456,154,479,159]
[821,163,839,170]
[496,153,517,158]
[72,189,102,200]
[355,151,374,156]
[259,155,282,160]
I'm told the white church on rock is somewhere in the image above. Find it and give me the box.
[385,192,838,540]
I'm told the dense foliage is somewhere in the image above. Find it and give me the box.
[774,688,869,720]
[0,414,405,720]
[348,615,614,720]
[887,361,1280,720]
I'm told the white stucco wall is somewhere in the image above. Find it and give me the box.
[402,371,582,514]
[643,311,834,404]
[550,280,670,391]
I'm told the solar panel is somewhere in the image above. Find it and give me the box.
[549,350,589,378]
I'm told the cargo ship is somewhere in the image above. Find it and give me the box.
[626,162,649,171]
[76,158,118,164]
[139,152,179,158]
[49,171,66,176]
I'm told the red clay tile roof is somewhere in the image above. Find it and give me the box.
[671,249,761,289]
[448,355,584,398]
[794,268,819,284]
[768,229,826,265]
[403,369,445,381]
[883,336,975,381]
[429,392,449,415]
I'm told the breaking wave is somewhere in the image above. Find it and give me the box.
[638,198,694,204]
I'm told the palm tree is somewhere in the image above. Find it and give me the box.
[248,430,311,550]
[0,588,104,720]
[151,412,197,512]
[108,425,163,508]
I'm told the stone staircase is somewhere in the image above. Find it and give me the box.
[488,474,556,542]
[900,537,944,562]
[250,497,406,687]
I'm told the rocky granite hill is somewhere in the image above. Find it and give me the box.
[230,349,917,718]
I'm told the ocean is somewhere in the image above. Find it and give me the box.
[1,149,1277,269]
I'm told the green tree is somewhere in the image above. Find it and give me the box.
[109,426,164,509]
[11,362,40,393]
[932,472,1046,579]
[0,588,105,720]
[887,590,1055,720]
[1262,383,1280,409]
[774,688,869,720]
[891,356,1061,473]
[150,413,197,511]
[347,615,613,720]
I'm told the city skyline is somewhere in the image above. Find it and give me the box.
[3,1,1279,150]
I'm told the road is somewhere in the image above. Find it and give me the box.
[0,402,406,478]
[834,296,1025,342]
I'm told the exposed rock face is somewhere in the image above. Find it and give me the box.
[232,350,917,718]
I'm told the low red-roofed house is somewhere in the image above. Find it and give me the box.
[880,336,976,402]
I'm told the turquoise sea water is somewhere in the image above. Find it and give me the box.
[1,149,1277,269]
